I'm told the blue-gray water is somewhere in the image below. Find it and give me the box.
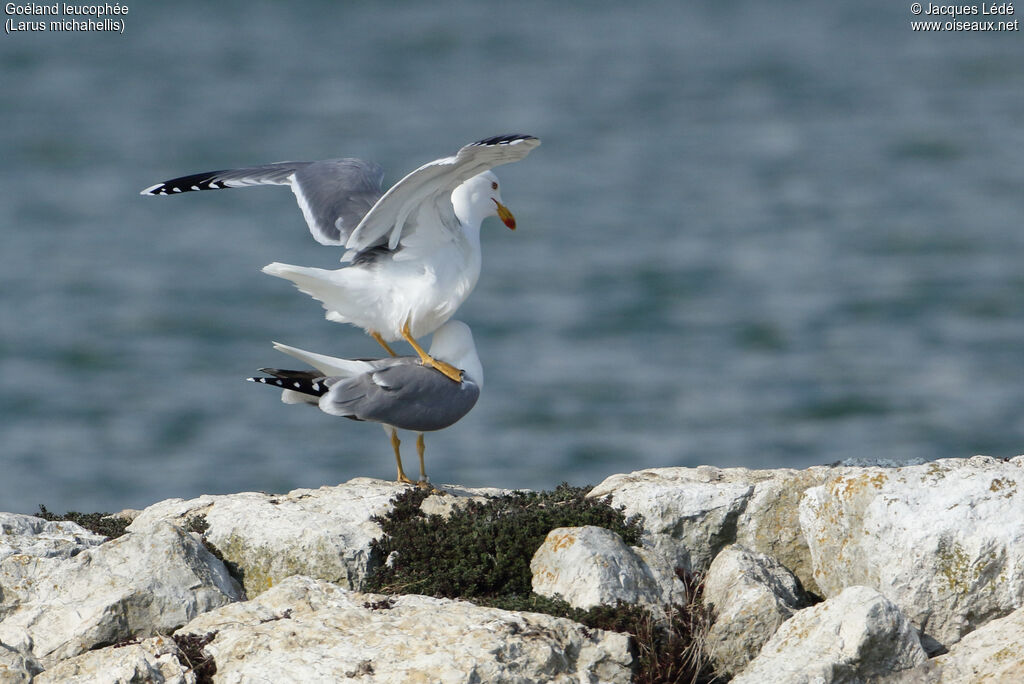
[3,2,1023,514]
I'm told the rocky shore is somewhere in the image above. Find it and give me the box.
[1,455,1022,682]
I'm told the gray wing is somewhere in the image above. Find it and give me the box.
[321,362,481,432]
[142,158,386,247]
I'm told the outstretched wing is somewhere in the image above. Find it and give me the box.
[345,134,540,254]
[142,159,385,246]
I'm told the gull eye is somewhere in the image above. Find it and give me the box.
[491,181,498,190]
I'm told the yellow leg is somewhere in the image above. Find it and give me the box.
[371,331,398,357]
[401,319,463,383]
[389,429,415,485]
[416,433,427,483]
[415,433,440,491]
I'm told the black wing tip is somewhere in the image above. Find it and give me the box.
[471,134,539,147]
[248,370,329,397]
[141,171,232,196]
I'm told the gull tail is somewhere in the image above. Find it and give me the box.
[270,341,375,378]
[261,262,371,327]
[262,262,335,299]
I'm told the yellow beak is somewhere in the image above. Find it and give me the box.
[493,199,516,230]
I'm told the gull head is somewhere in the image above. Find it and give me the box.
[452,171,516,231]
[429,320,484,389]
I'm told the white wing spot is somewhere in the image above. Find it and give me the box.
[293,382,301,388]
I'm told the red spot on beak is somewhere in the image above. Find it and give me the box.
[494,199,516,230]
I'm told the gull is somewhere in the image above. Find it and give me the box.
[247,320,482,486]
[143,134,539,382]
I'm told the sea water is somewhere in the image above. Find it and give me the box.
[2,0,1023,512]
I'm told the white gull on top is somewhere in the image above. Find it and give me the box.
[143,134,539,382]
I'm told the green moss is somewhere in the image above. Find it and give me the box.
[367,483,641,599]
[367,484,715,684]
[36,505,129,540]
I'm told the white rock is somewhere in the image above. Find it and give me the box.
[34,635,193,684]
[530,526,687,611]
[127,478,413,597]
[126,479,507,599]
[589,465,846,593]
[839,457,928,468]
[0,521,241,667]
[589,467,755,573]
[732,585,927,684]
[886,603,1024,683]
[0,513,107,563]
[633,544,693,607]
[799,455,1024,650]
[0,640,42,683]
[418,484,517,518]
[110,508,144,523]
[703,544,812,676]
[733,466,846,595]
[176,575,634,683]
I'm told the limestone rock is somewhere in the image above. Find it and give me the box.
[733,466,844,594]
[799,455,1024,650]
[127,478,412,597]
[176,575,634,683]
[418,484,517,518]
[0,513,107,564]
[589,465,845,593]
[34,635,193,684]
[0,521,241,667]
[732,585,927,684]
[589,467,755,573]
[887,604,1024,683]
[0,640,42,683]
[530,525,687,611]
[7,459,1021,681]
[703,544,812,676]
